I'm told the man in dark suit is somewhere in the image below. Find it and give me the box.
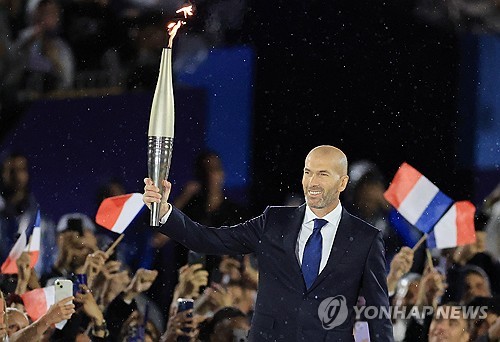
[143,145,394,341]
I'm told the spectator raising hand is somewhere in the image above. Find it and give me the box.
[415,265,447,309]
[15,252,32,295]
[242,255,258,289]
[161,307,198,342]
[123,268,158,302]
[173,264,209,301]
[9,296,75,341]
[100,260,129,307]
[387,247,414,294]
[219,256,242,283]
[486,316,500,342]
[74,284,108,338]
[82,250,108,287]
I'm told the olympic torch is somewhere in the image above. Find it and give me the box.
[148,6,193,226]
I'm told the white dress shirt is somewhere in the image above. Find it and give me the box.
[296,202,343,273]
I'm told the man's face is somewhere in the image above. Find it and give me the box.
[463,273,490,303]
[302,152,347,214]
[59,230,98,268]
[428,315,470,342]
[2,156,29,192]
[37,2,60,31]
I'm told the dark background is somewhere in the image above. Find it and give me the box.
[245,0,467,211]
[2,0,488,218]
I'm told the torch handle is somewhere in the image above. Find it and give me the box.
[148,136,174,226]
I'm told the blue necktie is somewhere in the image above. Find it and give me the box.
[302,218,328,289]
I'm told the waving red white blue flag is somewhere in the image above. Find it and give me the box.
[96,193,145,234]
[384,163,453,234]
[1,209,41,274]
[20,285,55,321]
[427,201,476,249]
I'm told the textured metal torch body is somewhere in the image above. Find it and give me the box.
[147,136,173,226]
[147,48,175,226]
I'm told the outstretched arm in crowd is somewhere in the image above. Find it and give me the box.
[415,265,446,309]
[9,296,75,342]
[99,260,129,307]
[161,307,199,342]
[14,252,40,298]
[387,247,414,295]
[105,268,158,339]
[171,264,208,311]
[74,284,108,338]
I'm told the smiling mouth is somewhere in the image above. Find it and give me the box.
[308,190,322,196]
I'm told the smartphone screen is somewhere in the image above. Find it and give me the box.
[73,274,88,294]
[54,279,73,330]
[177,298,194,342]
[54,279,73,302]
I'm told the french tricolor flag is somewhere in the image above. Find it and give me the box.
[427,201,476,249]
[96,193,145,234]
[20,286,55,321]
[384,163,453,233]
[1,210,41,274]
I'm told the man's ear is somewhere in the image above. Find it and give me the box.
[339,175,349,192]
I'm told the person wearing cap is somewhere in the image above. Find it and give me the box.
[40,213,99,286]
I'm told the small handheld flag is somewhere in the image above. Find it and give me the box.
[1,209,41,274]
[427,201,476,249]
[20,286,55,321]
[96,193,145,234]
[384,163,453,233]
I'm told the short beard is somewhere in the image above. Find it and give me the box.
[307,201,326,209]
[305,191,337,210]
[305,195,327,209]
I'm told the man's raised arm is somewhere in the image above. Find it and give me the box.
[143,178,262,255]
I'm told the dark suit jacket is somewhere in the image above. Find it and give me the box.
[158,204,394,341]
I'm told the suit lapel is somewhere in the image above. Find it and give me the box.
[307,209,358,292]
[282,204,306,280]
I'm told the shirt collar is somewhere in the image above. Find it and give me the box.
[304,201,343,225]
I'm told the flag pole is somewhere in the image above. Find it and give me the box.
[105,234,124,258]
[425,248,435,271]
[26,231,33,253]
[412,234,428,252]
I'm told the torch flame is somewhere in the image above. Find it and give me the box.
[166,5,194,48]
[176,5,194,18]
[167,20,185,48]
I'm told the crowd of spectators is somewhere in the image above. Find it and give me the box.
[0,0,249,139]
[0,151,499,341]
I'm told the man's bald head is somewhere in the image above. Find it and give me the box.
[302,145,349,217]
[306,145,348,176]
